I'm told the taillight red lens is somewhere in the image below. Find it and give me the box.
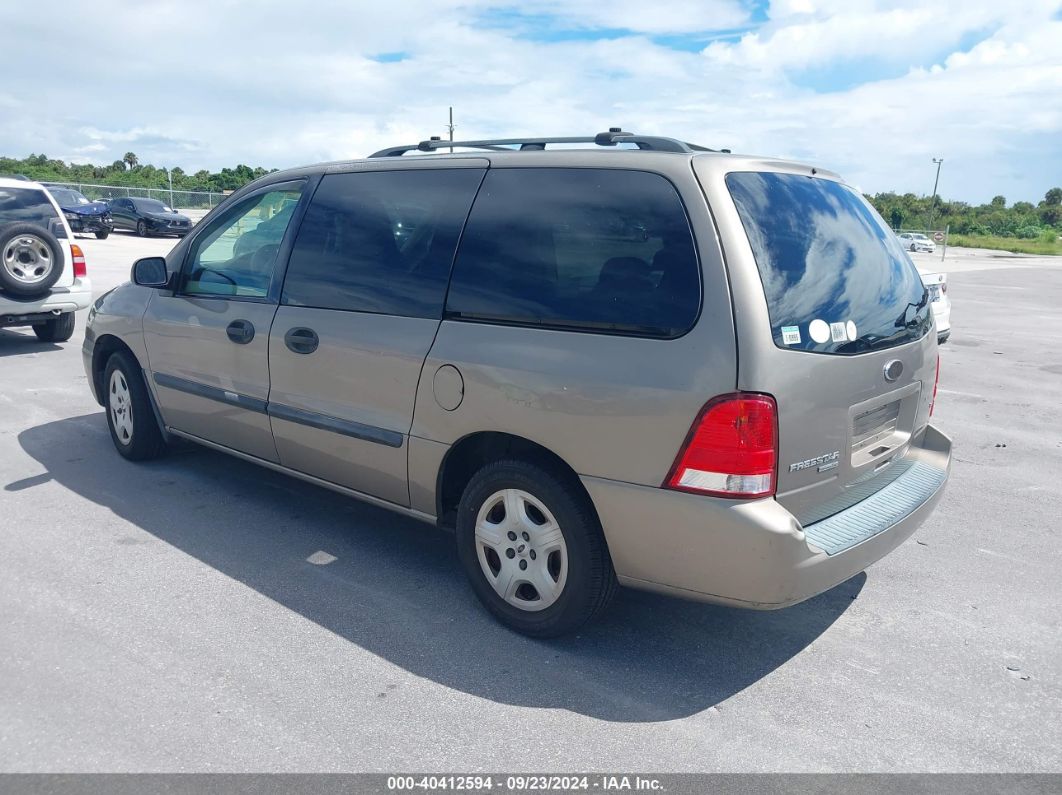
[665,393,778,499]
[71,244,87,278]
[930,356,940,416]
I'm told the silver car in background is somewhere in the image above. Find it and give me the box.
[899,231,937,253]
[83,130,952,636]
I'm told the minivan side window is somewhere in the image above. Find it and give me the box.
[182,187,303,298]
[281,168,485,318]
[445,168,700,337]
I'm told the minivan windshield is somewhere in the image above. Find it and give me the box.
[727,172,930,355]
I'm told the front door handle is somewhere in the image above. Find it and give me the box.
[226,319,255,344]
[284,327,319,354]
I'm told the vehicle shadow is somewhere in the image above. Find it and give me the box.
[0,328,61,356]
[17,413,864,722]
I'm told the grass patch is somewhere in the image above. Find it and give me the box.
[948,234,1062,256]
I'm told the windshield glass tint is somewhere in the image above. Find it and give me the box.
[727,172,930,354]
[137,198,169,213]
[50,189,80,205]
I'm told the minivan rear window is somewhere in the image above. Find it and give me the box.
[446,168,700,338]
[727,172,930,354]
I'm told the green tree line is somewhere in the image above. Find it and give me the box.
[3,152,1060,242]
[866,188,1061,239]
[0,152,275,193]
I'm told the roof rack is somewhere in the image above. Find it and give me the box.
[369,128,727,157]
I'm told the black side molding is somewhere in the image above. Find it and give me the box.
[153,372,268,414]
[267,402,403,448]
[152,373,404,449]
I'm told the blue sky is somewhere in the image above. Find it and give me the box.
[2,0,1060,204]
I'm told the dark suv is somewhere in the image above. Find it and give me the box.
[84,130,952,636]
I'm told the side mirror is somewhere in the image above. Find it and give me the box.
[131,256,170,288]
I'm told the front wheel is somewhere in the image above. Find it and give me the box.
[32,312,75,342]
[104,351,167,461]
[456,459,616,637]
[95,230,110,240]
[136,220,148,237]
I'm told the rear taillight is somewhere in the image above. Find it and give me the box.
[665,393,778,499]
[71,244,87,279]
[930,356,940,416]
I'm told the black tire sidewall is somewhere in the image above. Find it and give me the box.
[95,231,109,240]
[103,351,164,461]
[456,460,611,636]
[32,312,75,342]
[136,221,148,237]
[0,222,66,297]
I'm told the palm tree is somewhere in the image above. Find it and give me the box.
[122,152,139,171]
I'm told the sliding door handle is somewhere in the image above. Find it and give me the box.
[284,327,319,354]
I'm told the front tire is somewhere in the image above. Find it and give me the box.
[95,230,110,240]
[136,220,148,237]
[104,351,167,461]
[456,459,616,637]
[32,312,75,342]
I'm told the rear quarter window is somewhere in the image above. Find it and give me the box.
[0,187,66,238]
[445,168,700,338]
[727,171,930,354]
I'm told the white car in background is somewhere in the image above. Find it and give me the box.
[0,177,92,342]
[918,268,951,344]
[898,232,936,253]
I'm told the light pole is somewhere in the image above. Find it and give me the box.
[167,168,174,210]
[928,157,943,231]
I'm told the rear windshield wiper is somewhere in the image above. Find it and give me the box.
[894,287,930,329]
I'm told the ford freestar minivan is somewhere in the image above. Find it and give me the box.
[83,130,951,636]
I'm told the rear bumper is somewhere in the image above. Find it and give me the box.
[583,423,951,609]
[0,281,92,326]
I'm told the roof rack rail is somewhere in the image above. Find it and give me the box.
[369,128,726,157]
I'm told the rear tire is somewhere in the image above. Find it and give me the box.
[104,351,167,461]
[32,312,75,342]
[456,459,616,637]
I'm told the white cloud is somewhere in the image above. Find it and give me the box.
[1,1,1060,203]
[505,0,751,33]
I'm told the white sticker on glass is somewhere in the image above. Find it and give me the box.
[808,319,830,343]
[830,322,848,342]
[781,326,801,345]
[846,320,857,341]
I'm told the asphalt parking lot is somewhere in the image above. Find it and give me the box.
[1,232,1060,772]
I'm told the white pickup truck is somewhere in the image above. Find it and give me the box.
[0,177,92,342]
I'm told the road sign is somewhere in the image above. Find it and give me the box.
[933,231,945,242]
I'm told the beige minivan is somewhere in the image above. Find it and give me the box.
[84,130,951,636]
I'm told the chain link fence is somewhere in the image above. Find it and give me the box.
[45,181,224,210]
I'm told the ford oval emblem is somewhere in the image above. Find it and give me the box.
[883,360,904,382]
